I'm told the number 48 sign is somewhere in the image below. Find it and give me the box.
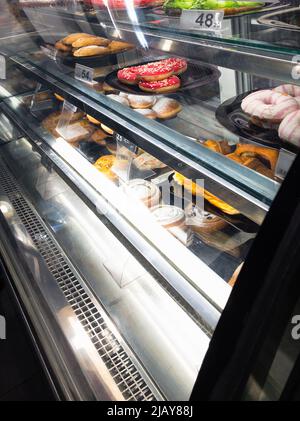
[180,10,224,31]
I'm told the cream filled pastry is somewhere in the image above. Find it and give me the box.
[122,179,160,207]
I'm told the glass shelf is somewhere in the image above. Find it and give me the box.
[23,2,300,63]
[8,48,280,225]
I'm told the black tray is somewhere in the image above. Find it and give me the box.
[104,59,221,95]
[40,42,122,67]
[215,90,294,150]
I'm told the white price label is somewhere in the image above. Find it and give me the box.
[275,148,296,180]
[114,133,137,153]
[0,55,6,80]
[180,10,224,31]
[75,64,94,83]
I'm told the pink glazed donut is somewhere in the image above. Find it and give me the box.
[278,109,300,146]
[273,84,300,106]
[241,90,299,123]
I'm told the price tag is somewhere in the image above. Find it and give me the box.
[75,64,94,84]
[30,83,53,114]
[180,10,224,31]
[275,148,296,180]
[0,55,6,80]
[56,100,78,139]
[114,133,137,153]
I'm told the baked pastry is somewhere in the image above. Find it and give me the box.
[128,94,156,109]
[73,45,110,57]
[234,144,279,171]
[55,40,71,52]
[109,40,134,53]
[101,124,114,135]
[119,92,129,99]
[139,76,181,93]
[273,84,300,104]
[137,62,174,82]
[152,97,181,119]
[133,152,167,170]
[42,110,85,132]
[185,203,227,234]
[54,93,64,102]
[72,36,110,48]
[241,90,299,125]
[93,155,117,180]
[161,57,187,75]
[61,33,91,45]
[228,262,243,287]
[150,205,185,228]
[121,179,160,207]
[173,172,239,215]
[227,152,274,179]
[279,110,300,146]
[57,121,94,143]
[204,139,231,155]
[91,129,107,145]
[86,114,101,125]
[135,109,157,119]
[106,94,129,107]
[117,67,140,85]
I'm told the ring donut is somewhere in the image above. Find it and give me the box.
[241,89,299,124]
[139,75,181,93]
[278,109,300,146]
[274,84,300,106]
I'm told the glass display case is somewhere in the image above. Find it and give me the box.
[0,0,300,401]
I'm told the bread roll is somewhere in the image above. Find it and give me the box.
[55,40,71,52]
[72,36,110,48]
[73,45,110,57]
[152,97,181,119]
[61,33,92,45]
[109,40,134,53]
[86,114,101,125]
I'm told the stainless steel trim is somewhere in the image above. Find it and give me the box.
[0,158,162,401]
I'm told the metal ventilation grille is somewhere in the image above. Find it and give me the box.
[0,161,157,401]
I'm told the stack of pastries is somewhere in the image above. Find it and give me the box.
[117,57,187,93]
[55,33,134,57]
[203,139,279,180]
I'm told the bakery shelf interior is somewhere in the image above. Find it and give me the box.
[0,41,280,226]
